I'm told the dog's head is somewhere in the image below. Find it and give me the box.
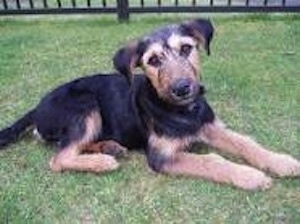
[113,18,214,105]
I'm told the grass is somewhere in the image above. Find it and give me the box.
[0,14,300,223]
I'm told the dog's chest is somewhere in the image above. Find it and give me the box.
[140,96,215,138]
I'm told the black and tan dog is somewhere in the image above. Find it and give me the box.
[0,19,299,190]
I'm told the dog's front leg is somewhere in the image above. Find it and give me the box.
[199,120,300,177]
[146,133,272,190]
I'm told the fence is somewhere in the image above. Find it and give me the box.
[1,0,299,21]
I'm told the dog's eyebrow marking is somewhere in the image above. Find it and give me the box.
[142,43,164,64]
[167,34,196,50]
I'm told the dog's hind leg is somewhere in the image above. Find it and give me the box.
[49,111,119,173]
[49,144,119,173]
[199,120,300,177]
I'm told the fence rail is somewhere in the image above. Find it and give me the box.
[1,0,300,20]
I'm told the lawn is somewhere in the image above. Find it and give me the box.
[0,14,299,223]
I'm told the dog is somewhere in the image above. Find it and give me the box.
[0,19,299,190]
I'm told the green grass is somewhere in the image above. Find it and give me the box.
[0,14,300,223]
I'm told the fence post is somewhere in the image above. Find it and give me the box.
[117,0,129,22]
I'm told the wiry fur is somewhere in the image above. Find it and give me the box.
[1,18,299,190]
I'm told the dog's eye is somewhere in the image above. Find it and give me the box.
[180,44,193,57]
[147,55,162,67]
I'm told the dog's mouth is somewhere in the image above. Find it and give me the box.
[168,83,205,106]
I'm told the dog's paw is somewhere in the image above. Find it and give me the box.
[95,155,120,172]
[49,156,63,172]
[264,153,300,177]
[102,143,128,159]
[231,166,273,190]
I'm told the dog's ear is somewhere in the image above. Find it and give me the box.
[181,18,214,55]
[113,41,143,84]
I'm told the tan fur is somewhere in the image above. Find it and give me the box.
[181,21,207,49]
[148,119,299,189]
[167,34,200,75]
[141,37,199,102]
[84,111,102,144]
[162,152,272,190]
[49,145,119,173]
[199,120,300,177]
[188,46,201,76]
[148,132,196,159]
[141,43,164,65]
[167,34,196,50]
[49,112,119,173]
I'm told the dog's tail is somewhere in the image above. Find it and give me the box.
[0,110,35,148]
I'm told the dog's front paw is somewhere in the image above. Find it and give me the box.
[264,153,300,177]
[49,156,63,172]
[231,166,273,190]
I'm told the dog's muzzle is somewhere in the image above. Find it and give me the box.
[170,79,205,105]
[172,78,192,98]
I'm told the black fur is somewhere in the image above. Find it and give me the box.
[137,79,214,138]
[146,146,171,172]
[113,41,146,83]
[0,74,213,149]
[0,74,215,172]
[0,18,215,173]
[0,110,34,148]
[181,18,214,55]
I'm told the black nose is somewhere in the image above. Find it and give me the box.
[172,79,192,97]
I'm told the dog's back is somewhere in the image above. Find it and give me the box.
[0,74,148,150]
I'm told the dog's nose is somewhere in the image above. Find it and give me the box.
[172,79,192,97]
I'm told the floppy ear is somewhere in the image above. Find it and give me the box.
[181,18,214,55]
[113,41,142,84]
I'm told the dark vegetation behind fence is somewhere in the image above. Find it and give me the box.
[0,0,299,21]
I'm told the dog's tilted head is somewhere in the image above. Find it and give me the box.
[113,18,214,105]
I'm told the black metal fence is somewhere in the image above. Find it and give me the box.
[1,0,299,20]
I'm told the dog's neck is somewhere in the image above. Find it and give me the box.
[136,77,215,138]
